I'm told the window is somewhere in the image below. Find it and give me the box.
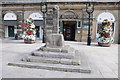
[77,21,81,28]
[4,13,17,20]
[29,13,43,20]
[97,12,115,22]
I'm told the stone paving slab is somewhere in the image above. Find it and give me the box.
[65,41,118,78]
[2,39,118,78]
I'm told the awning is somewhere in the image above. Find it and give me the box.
[3,20,18,25]
[34,20,43,26]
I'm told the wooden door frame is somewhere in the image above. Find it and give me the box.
[63,21,76,41]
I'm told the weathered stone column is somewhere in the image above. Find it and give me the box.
[52,5,59,34]
[46,5,64,48]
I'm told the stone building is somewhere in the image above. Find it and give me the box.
[0,0,119,43]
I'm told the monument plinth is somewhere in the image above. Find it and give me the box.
[46,34,65,48]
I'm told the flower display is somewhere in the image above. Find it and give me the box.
[97,19,114,43]
[22,18,36,41]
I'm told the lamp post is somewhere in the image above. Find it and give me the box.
[86,2,94,46]
[40,2,47,43]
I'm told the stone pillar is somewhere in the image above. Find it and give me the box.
[52,5,59,34]
[46,6,65,48]
[0,5,4,39]
[119,9,120,44]
[0,6,1,23]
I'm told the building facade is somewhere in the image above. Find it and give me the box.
[0,0,120,43]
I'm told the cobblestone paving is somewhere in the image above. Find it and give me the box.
[1,39,118,78]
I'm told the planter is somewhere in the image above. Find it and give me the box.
[24,39,36,44]
[98,42,112,47]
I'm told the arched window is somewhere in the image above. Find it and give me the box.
[60,11,78,19]
[97,12,115,22]
[4,13,17,20]
[29,13,43,20]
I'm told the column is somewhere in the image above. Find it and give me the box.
[52,5,59,34]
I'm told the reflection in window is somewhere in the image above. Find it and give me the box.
[83,25,89,29]
[67,29,71,33]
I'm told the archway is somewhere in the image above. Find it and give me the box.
[29,13,43,20]
[4,13,17,20]
[60,11,78,19]
[97,12,115,36]
[60,11,78,41]
[97,12,115,22]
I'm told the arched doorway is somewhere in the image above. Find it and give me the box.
[97,12,115,37]
[29,13,43,39]
[4,13,17,37]
[60,11,78,41]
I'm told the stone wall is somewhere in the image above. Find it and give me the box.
[0,5,3,38]
[118,4,120,44]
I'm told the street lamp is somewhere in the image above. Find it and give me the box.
[86,2,94,46]
[40,2,48,43]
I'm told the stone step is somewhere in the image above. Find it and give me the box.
[8,62,91,73]
[39,45,75,53]
[22,56,81,65]
[32,51,76,59]
[8,50,91,73]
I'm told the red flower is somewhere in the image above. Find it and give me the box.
[104,35,110,38]
[109,30,112,32]
[26,31,33,35]
[107,25,110,26]
[22,24,30,28]
[27,26,31,29]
